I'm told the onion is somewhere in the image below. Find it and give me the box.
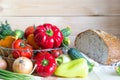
[0,56,7,70]
[12,57,33,74]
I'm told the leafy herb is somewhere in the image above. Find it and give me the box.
[0,20,13,39]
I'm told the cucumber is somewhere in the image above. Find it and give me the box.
[68,48,84,59]
[68,48,94,72]
[61,27,72,37]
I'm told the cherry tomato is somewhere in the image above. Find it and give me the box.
[50,49,63,58]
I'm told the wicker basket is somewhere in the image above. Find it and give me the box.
[0,46,63,70]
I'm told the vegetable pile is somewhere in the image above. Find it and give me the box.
[0,21,95,79]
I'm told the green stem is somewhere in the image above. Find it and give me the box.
[0,75,11,80]
[46,29,53,36]
[56,57,63,65]
[42,59,49,66]
[5,20,8,25]
[0,69,35,80]
[33,24,36,29]
[20,43,25,47]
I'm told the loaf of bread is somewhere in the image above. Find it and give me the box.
[75,29,120,65]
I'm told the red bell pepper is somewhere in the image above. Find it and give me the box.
[34,51,57,77]
[34,23,63,49]
[12,39,33,59]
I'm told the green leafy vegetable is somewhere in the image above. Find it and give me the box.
[0,21,13,39]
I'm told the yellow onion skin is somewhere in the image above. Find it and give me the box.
[12,57,33,74]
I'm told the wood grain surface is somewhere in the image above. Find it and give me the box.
[0,0,120,16]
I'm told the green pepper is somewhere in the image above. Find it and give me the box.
[54,58,88,78]
[115,66,120,75]
[62,37,70,47]
[12,29,24,39]
[56,54,72,65]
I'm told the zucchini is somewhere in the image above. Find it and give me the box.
[61,27,72,37]
[68,48,94,72]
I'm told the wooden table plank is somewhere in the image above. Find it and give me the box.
[0,0,120,16]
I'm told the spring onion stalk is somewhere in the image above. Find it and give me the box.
[0,69,38,80]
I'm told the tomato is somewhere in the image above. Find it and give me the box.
[24,26,35,39]
[12,39,33,59]
[50,49,63,58]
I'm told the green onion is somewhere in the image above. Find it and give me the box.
[0,69,39,80]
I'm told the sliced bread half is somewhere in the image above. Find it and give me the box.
[75,29,120,65]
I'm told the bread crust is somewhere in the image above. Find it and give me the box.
[75,29,120,65]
